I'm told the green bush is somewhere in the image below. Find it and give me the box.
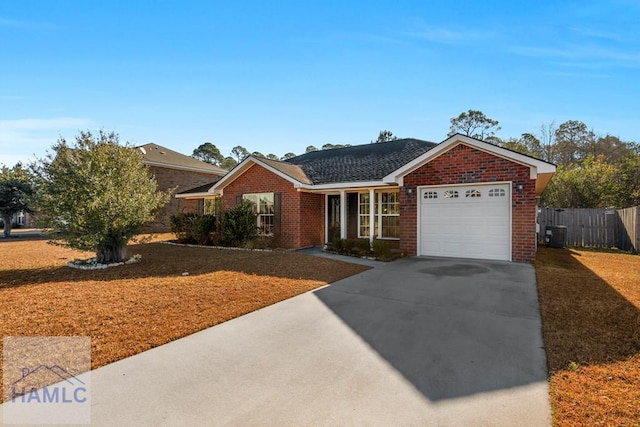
[191,214,217,245]
[372,238,391,259]
[221,199,258,246]
[331,236,343,252]
[342,238,355,254]
[355,238,371,253]
[170,212,217,245]
[170,212,199,242]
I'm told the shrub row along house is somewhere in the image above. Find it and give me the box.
[174,134,556,263]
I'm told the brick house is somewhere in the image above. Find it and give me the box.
[138,143,227,232]
[177,135,556,262]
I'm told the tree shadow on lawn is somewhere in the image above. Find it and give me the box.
[535,247,640,372]
[0,242,370,289]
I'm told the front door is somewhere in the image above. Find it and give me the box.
[327,195,341,242]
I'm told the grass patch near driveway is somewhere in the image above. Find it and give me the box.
[0,237,369,402]
[534,247,640,426]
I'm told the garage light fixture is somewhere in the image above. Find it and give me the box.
[516,182,524,195]
[405,186,414,198]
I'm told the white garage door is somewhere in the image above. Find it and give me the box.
[419,183,511,261]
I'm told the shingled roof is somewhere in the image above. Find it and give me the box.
[285,138,437,184]
[178,180,221,195]
[137,143,227,175]
[257,157,313,185]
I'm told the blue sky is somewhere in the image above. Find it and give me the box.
[1,0,639,166]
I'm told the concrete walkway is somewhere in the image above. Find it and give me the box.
[3,255,552,426]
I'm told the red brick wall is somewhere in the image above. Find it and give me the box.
[222,164,323,248]
[400,143,537,262]
[145,166,221,232]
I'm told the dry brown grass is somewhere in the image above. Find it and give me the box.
[0,236,369,402]
[534,247,640,426]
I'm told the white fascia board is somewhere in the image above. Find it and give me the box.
[210,159,254,191]
[175,192,220,199]
[252,158,306,186]
[144,160,226,176]
[296,181,390,191]
[212,156,304,191]
[383,134,556,183]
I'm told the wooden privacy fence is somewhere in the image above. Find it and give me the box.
[538,206,640,253]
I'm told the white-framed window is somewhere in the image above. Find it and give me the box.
[243,193,274,235]
[358,191,400,239]
[466,189,481,198]
[489,188,506,197]
[204,198,217,215]
[16,212,25,226]
[424,191,438,199]
[379,191,399,238]
[359,193,375,237]
[443,190,459,198]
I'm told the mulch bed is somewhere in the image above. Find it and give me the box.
[534,247,640,426]
[0,237,369,402]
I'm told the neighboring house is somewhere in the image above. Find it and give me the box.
[0,211,34,228]
[176,134,556,262]
[138,143,227,232]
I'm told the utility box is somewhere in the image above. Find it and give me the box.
[545,225,568,248]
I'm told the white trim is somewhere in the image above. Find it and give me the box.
[368,188,375,243]
[175,192,219,199]
[212,156,306,192]
[416,182,512,261]
[144,160,226,176]
[384,134,556,185]
[340,190,346,239]
[324,194,329,243]
[296,180,391,191]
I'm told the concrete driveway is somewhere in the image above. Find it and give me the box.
[38,256,552,425]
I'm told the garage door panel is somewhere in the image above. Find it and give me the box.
[419,184,510,261]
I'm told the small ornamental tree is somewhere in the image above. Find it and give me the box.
[0,163,35,238]
[35,130,170,263]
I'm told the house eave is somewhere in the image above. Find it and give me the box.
[212,156,309,192]
[383,134,557,189]
[175,191,220,199]
[144,160,226,176]
[296,181,393,191]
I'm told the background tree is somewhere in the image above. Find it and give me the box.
[251,151,265,158]
[231,145,249,162]
[221,156,237,170]
[448,110,501,141]
[540,155,627,208]
[34,130,170,263]
[553,120,592,164]
[265,154,280,160]
[305,145,318,153]
[499,133,543,158]
[538,121,557,163]
[0,163,35,238]
[281,152,297,160]
[584,134,633,164]
[373,130,398,143]
[192,142,224,166]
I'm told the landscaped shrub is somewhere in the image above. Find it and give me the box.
[190,214,217,245]
[355,238,371,253]
[170,212,199,242]
[342,238,355,254]
[331,236,343,252]
[221,199,258,246]
[372,238,391,259]
[170,213,217,245]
